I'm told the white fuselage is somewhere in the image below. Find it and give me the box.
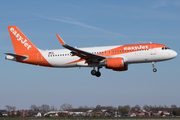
[40,45,177,68]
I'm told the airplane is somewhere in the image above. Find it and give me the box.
[5,26,177,77]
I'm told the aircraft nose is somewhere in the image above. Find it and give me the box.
[171,50,178,58]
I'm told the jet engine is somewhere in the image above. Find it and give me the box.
[100,57,128,71]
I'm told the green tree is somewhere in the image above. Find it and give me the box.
[0,112,2,117]
[17,110,21,117]
[122,110,129,115]
[120,105,130,115]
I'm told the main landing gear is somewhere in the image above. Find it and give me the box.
[152,62,157,72]
[91,67,101,77]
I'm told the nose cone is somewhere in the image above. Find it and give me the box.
[171,50,178,58]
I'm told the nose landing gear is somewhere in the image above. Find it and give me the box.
[152,62,157,72]
[91,67,101,77]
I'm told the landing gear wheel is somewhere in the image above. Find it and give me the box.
[91,70,96,75]
[152,62,157,73]
[153,68,157,72]
[91,67,102,77]
[96,71,101,77]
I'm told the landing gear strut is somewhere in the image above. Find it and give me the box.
[152,62,157,72]
[91,67,101,77]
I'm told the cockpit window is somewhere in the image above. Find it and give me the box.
[162,47,170,50]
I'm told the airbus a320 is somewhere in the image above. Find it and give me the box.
[5,26,177,77]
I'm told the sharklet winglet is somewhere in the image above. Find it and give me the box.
[56,34,66,45]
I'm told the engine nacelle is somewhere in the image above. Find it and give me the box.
[112,64,128,71]
[100,57,128,71]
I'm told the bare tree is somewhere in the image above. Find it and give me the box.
[41,104,50,112]
[95,105,101,111]
[5,105,16,112]
[30,105,38,111]
[171,105,177,108]
[60,103,72,111]
[11,106,16,111]
[134,104,141,112]
[78,106,84,112]
[143,104,150,111]
[5,105,11,112]
[50,105,57,111]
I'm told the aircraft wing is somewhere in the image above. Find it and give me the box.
[56,34,105,63]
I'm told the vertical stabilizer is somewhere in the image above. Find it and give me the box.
[7,26,38,54]
[7,26,52,67]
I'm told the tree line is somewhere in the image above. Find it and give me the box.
[2,104,180,116]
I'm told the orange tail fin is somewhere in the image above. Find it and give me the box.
[7,26,39,54]
[7,26,53,67]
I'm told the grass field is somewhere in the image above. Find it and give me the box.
[0,117,180,120]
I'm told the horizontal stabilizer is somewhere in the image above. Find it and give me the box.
[5,53,28,60]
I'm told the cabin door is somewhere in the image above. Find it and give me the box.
[150,45,156,55]
[37,52,43,62]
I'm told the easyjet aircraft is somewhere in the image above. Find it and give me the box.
[5,26,177,77]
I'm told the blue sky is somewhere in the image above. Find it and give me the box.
[0,0,180,110]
